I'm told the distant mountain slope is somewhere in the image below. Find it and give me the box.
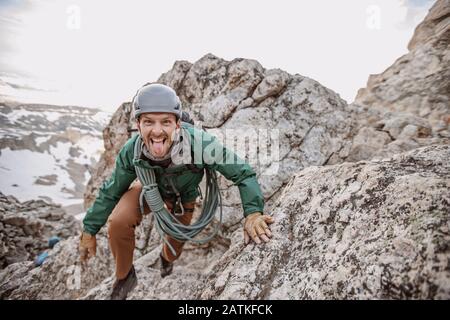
[0,101,111,211]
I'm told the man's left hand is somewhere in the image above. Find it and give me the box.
[244,212,275,245]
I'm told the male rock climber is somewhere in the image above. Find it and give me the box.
[79,83,274,300]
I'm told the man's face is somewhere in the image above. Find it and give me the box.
[137,113,180,159]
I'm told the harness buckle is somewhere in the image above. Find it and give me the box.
[174,194,185,216]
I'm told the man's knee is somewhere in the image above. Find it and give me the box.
[108,207,142,238]
[108,213,128,238]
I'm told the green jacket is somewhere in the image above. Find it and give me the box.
[83,122,265,235]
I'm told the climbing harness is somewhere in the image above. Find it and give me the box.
[133,127,223,257]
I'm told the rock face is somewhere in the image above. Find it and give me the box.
[353,0,449,144]
[0,193,81,269]
[341,0,449,165]
[82,145,449,300]
[243,145,449,299]
[408,0,450,51]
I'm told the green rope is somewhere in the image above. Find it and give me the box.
[134,134,223,257]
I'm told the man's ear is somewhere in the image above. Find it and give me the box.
[136,119,142,134]
[176,118,181,129]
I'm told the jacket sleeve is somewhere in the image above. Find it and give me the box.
[197,128,265,217]
[83,137,137,235]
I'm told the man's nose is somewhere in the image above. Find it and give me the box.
[152,123,163,135]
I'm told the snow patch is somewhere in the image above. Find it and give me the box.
[49,141,72,166]
[35,136,50,146]
[7,109,62,124]
[0,148,80,205]
[73,135,104,165]
[92,111,111,126]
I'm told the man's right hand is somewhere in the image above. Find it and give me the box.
[79,232,96,263]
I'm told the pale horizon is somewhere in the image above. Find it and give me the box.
[0,0,435,112]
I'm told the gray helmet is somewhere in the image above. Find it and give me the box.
[133,83,182,120]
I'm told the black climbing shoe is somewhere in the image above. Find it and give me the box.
[110,265,137,300]
[160,253,173,278]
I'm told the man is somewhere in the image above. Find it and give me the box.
[79,83,274,300]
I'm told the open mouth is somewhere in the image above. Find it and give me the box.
[149,137,167,155]
[150,138,167,144]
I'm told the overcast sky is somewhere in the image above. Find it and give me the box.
[0,0,435,111]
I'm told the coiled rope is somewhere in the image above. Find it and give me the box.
[134,134,222,256]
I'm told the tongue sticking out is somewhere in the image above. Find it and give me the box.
[152,140,165,156]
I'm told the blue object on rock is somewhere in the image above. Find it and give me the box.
[34,252,49,267]
[48,236,60,249]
